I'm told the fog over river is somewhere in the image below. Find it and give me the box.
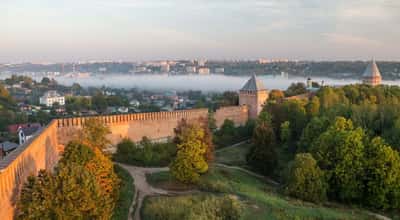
[3,73,400,92]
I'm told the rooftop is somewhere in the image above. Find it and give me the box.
[42,90,62,98]
[240,74,266,91]
[363,60,382,78]
[0,141,19,152]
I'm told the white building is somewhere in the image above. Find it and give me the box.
[39,91,65,107]
[198,68,210,75]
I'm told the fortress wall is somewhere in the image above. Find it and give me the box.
[215,105,249,127]
[56,108,210,145]
[0,107,248,219]
[0,120,61,220]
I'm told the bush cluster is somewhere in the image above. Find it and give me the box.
[114,137,176,167]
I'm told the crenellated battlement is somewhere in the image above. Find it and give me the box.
[0,107,247,219]
[56,108,208,127]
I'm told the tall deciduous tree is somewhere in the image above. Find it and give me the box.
[170,119,209,183]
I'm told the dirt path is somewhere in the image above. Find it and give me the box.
[117,164,196,220]
[117,164,169,220]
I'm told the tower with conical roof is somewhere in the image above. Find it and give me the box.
[362,60,382,86]
[239,75,269,119]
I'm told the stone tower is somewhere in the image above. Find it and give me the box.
[239,74,269,119]
[362,60,382,86]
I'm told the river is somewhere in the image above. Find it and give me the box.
[2,73,400,92]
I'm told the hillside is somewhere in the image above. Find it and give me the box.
[144,165,378,220]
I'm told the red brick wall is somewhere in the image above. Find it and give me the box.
[0,107,248,219]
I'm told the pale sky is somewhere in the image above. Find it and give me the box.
[1,0,400,62]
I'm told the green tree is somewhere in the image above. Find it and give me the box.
[18,170,55,220]
[41,77,51,85]
[280,121,291,144]
[285,82,307,97]
[317,87,349,111]
[310,117,365,202]
[306,96,320,118]
[285,153,327,203]
[170,120,209,183]
[298,116,330,152]
[364,137,400,209]
[18,142,119,219]
[247,112,277,175]
[92,92,108,112]
[286,100,308,143]
[52,162,104,219]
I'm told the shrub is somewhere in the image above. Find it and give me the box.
[112,165,135,220]
[114,137,176,167]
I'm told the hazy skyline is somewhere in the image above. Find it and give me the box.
[2,0,400,63]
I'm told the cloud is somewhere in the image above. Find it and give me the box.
[321,33,382,47]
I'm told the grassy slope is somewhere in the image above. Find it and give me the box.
[142,193,242,220]
[112,165,135,220]
[145,167,376,220]
[215,143,251,167]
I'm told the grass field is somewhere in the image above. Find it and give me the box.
[145,166,376,220]
[112,165,135,220]
[142,193,243,220]
[215,142,251,167]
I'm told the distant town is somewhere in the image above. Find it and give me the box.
[2,59,400,80]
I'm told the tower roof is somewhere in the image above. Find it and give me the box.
[240,74,266,91]
[363,60,381,78]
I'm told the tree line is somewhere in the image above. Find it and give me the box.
[247,84,400,210]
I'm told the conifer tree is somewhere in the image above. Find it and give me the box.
[247,112,277,175]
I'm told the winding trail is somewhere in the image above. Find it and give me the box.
[117,164,196,220]
[117,164,168,220]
